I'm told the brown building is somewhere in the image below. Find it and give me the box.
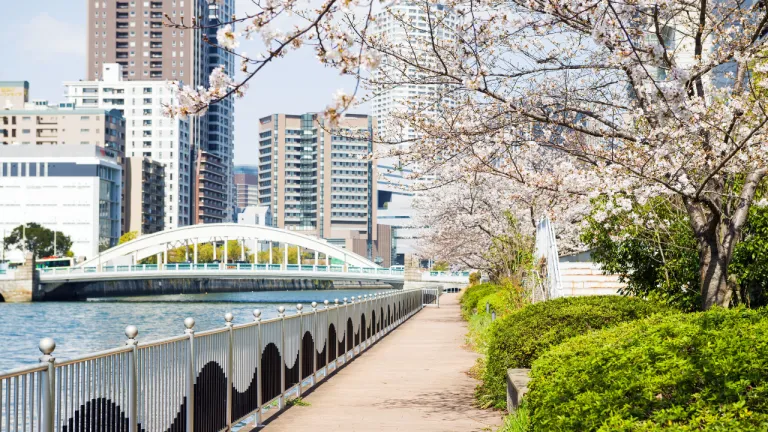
[234,165,259,209]
[194,150,227,224]
[125,156,165,234]
[258,113,379,259]
[88,0,237,223]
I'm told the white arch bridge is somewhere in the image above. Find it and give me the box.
[37,224,404,300]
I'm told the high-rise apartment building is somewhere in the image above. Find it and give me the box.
[234,165,259,208]
[87,0,236,223]
[194,150,227,224]
[258,113,378,258]
[65,64,192,229]
[369,2,457,265]
[125,156,165,234]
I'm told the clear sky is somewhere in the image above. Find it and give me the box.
[0,0,362,165]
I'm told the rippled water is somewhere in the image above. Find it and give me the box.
[0,289,387,371]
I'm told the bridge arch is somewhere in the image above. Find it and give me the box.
[78,223,378,268]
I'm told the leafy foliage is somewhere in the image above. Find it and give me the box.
[460,282,502,319]
[118,231,138,245]
[527,308,768,431]
[3,223,72,258]
[583,195,768,311]
[499,401,530,432]
[479,296,668,409]
[469,271,481,286]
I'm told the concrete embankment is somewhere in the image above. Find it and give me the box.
[37,278,400,300]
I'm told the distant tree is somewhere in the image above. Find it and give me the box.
[432,261,450,271]
[118,231,138,245]
[3,223,72,258]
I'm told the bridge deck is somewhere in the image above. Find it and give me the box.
[260,294,501,431]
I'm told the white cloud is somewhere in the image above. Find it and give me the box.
[18,13,86,63]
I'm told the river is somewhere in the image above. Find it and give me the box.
[0,289,388,371]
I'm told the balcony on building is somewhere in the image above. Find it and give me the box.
[150,41,163,49]
[116,2,129,8]
[151,12,163,18]
[116,42,129,49]
[116,22,129,29]
[150,33,163,39]
[149,71,162,79]
[116,32,129,39]
[116,12,129,19]
[150,51,163,58]
[116,51,129,59]
[150,61,162,68]
[150,1,163,8]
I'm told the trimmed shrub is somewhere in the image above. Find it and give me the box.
[527,307,768,431]
[460,282,499,319]
[480,296,668,408]
[469,271,481,286]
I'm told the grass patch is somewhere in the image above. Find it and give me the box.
[286,397,311,407]
[498,402,530,432]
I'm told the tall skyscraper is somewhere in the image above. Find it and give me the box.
[87,0,235,223]
[370,1,457,265]
[257,113,379,259]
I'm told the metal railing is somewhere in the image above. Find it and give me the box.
[422,288,440,307]
[0,289,429,432]
[38,265,405,277]
[535,216,562,299]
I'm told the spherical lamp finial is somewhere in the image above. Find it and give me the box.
[38,338,56,356]
[125,325,138,340]
[184,317,195,330]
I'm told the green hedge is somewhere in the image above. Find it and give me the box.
[460,282,500,319]
[480,296,668,408]
[527,307,768,431]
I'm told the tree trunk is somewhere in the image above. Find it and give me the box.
[696,234,731,309]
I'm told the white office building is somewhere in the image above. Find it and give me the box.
[0,145,122,259]
[65,64,192,229]
[236,205,272,227]
[370,1,457,265]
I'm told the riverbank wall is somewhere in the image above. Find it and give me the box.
[38,277,402,300]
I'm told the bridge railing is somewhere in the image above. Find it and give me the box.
[38,265,405,277]
[0,289,431,432]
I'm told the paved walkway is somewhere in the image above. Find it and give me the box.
[263,294,502,431]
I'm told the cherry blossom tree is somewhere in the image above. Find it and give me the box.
[166,0,768,309]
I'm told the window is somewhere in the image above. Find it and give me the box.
[22,129,30,134]
[81,129,90,133]
[29,163,37,177]
[80,116,90,120]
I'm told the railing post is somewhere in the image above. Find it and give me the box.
[184,317,196,432]
[323,300,329,373]
[38,338,55,432]
[334,299,340,365]
[311,302,318,382]
[343,297,349,359]
[296,303,303,397]
[278,306,286,409]
[125,326,139,432]
[253,309,262,427]
[224,313,234,431]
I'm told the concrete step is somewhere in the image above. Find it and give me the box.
[562,286,623,296]
[560,274,622,283]
[562,281,626,289]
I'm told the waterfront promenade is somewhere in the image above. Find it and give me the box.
[262,294,502,431]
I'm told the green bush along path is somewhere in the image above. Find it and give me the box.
[479,296,668,409]
[528,308,768,431]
